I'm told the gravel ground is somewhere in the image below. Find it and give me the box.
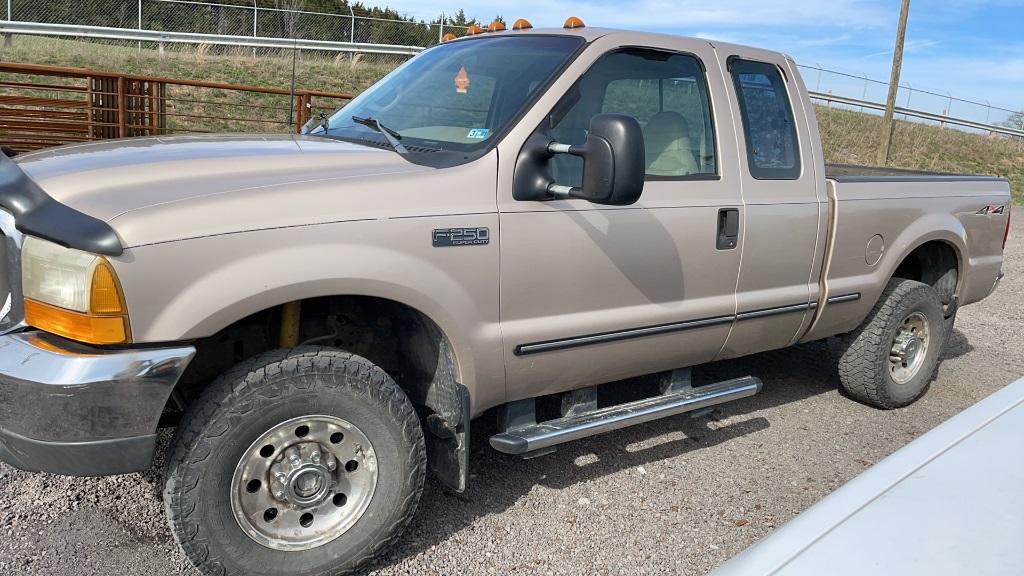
[2,218,1021,576]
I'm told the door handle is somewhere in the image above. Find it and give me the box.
[717,208,739,250]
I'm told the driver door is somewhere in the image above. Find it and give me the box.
[496,39,744,402]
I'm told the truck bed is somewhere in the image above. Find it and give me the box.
[825,163,1005,182]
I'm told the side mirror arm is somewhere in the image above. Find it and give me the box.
[511,135,586,202]
[512,133,561,202]
[543,142,586,200]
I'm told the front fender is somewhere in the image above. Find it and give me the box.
[112,216,504,411]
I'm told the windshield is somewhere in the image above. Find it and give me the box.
[321,35,584,156]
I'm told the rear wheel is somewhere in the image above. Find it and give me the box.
[164,347,426,576]
[835,278,944,409]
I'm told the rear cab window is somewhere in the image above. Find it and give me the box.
[728,58,801,180]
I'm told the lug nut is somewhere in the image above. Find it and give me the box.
[270,477,286,499]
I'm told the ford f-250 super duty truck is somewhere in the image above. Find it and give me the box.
[0,20,1011,576]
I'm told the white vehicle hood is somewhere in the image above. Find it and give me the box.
[712,377,1024,576]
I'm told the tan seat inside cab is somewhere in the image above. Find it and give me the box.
[643,111,698,177]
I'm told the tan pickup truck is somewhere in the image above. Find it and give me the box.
[0,22,1011,576]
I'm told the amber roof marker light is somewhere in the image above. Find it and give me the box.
[563,16,585,29]
[466,24,484,35]
[441,32,457,42]
[512,18,533,30]
[488,20,506,32]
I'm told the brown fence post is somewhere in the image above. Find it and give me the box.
[294,92,308,133]
[86,76,95,140]
[146,80,155,135]
[116,76,126,138]
[158,82,167,134]
[303,93,310,131]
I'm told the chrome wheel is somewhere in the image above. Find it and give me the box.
[230,415,378,551]
[889,311,930,385]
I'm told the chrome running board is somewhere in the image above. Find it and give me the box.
[490,374,763,456]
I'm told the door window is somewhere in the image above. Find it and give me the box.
[545,48,717,187]
[729,59,801,179]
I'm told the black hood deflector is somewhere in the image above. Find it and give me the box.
[0,154,123,256]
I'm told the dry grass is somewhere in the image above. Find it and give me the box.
[2,35,1021,203]
[0,35,403,136]
[1,35,402,94]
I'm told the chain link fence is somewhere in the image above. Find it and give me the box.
[4,0,467,47]
[798,63,1019,132]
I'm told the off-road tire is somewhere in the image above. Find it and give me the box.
[835,278,944,409]
[164,347,426,576]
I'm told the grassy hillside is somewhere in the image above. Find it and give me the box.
[2,35,1022,203]
[0,36,399,135]
[817,106,1023,203]
[1,35,398,95]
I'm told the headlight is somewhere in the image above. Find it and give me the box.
[21,236,130,344]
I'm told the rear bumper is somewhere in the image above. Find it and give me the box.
[0,331,194,476]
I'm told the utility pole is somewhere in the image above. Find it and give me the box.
[877,0,911,165]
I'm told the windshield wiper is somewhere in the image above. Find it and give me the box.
[351,115,407,154]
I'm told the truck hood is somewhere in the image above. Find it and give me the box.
[16,134,434,247]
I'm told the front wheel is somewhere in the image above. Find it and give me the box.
[164,347,426,576]
[835,278,944,409]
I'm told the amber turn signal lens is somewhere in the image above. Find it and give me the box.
[512,18,533,30]
[563,16,585,29]
[90,261,125,315]
[441,32,456,42]
[24,299,129,345]
[487,20,506,32]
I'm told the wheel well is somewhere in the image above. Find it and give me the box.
[891,240,959,305]
[164,296,463,426]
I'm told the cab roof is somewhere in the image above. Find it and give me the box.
[445,26,791,63]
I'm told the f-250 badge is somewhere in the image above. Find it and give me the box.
[433,227,490,247]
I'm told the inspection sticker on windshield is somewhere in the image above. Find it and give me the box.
[466,128,490,139]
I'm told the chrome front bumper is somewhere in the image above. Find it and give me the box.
[0,331,194,476]
[0,209,25,335]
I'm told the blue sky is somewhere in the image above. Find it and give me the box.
[385,0,1024,122]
